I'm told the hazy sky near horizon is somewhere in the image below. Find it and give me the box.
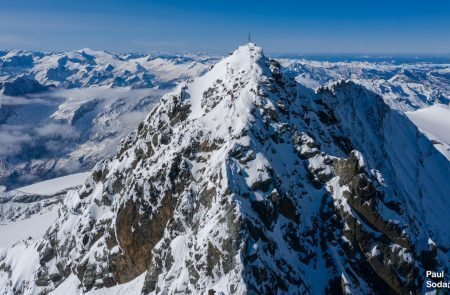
[0,0,449,54]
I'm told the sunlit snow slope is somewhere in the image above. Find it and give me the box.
[0,172,89,248]
[406,104,450,159]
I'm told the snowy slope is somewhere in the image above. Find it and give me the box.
[0,172,89,249]
[0,44,448,295]
[406,104,450,159]
[0,208,58,248]
[17,172,89,195]
[51,273,146,295]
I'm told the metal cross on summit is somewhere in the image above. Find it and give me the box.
[248,33,251,43]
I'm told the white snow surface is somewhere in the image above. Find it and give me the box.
[0,172,88,249]
[17,172,89,195]
[406,104,450,159]
[0,207,58,248]
[51,272,146,295]
[406,104,450,144]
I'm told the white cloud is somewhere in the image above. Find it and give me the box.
[0,126,32,156]
[35,123,79,139]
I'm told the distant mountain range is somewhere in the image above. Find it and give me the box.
[0,48,449,190]
[0,49,216,189]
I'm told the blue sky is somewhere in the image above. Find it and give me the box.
[0,0,449,54]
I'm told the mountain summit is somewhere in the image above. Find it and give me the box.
[1,44,449,294]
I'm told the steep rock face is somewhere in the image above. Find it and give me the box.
[319,80,450,250]
[1,44,449,295]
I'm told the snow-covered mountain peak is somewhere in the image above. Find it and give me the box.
[227,42,264,65]
[181,42,286,136]
[75,47,113,58]
[198,42,265,83]
[1,44,449,294]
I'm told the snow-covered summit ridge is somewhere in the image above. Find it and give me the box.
[175,43,270,146]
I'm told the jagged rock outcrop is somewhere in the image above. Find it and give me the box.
[1,44,449,295]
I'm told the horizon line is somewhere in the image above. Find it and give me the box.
[1,47,450,58]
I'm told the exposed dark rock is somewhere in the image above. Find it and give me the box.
[1,76,48,96]
[278,196,298,222]
[334,153,361,186]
